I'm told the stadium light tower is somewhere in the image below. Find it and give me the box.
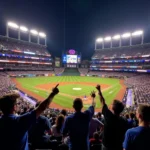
[132,30,144,45]
[104,36,112,48]
[19,26,28,40]
[20,26,28,32]
[122,32,131,46]
[6,21,47,46]
[7,22,19,38]
[29,29,38,43]
[39,32,47,46]
[112,34,121,47]
[95,38,104,50]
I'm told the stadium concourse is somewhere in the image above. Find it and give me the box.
[0,36,150,150]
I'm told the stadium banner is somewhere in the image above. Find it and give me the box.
[80,74,85,76]
[27,74,36,77]
[55,61,60,67]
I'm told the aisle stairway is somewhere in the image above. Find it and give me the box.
[62,68,80,76]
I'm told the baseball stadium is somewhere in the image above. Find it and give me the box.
[0,20,150,150]
[1,1,150,150]
[0,25,149,111]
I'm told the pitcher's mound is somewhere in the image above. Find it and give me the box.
[73,88,82,90]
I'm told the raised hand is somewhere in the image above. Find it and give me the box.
[96,84,101,92]
[52,84,59,95]
[35,84,59,118]
[90,91,96,98]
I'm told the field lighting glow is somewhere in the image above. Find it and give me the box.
[113,35,120,40]
[39,32,46,37]
[104,36,111,41]
[96,38,103,42]
[20,26,28,32]
[30,30,38,35]
[122,33,131,38]
[6,21,47,46]
[132,30,143,36]
[8,22,19,29]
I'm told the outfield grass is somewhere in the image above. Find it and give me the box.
[16,76,122,109]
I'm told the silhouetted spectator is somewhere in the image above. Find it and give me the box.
[0,85,59,150]
[96,85,128,150]
[60,109,67,117]
[62,91,95,150]
[29,102,51,148]
[123,104,150,150]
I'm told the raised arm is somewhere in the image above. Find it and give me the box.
[91,91,96,107]
[96,84,105,107]
[35,84,59,118]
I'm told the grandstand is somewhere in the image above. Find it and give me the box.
[0,35,53,96]
[0,36,52,71]
[89,43,150,108]
[90,44,150,73]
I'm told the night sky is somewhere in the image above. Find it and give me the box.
[0,0,150,59]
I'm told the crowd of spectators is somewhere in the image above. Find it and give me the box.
[125,74,150,104]
[0,72,15,97]
[78,68,89,75]
[90,62,150,68]
[0,36,52,70]
[88,71,138,78]
[54,68,65,74]
[6,71,55,76]
[0,36,48,55]
[0,82,150,150]
[92,44,150,59]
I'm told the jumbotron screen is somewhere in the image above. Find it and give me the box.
[67,55,77,63]
[63,55,79,63]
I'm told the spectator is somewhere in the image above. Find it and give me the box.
[51,114,65,138]
[125,114,129,120]
[97,112,104,123]
[96,85,128,150]
[90,132,102,146]
[20,107,28,115]
[51,116,56,126]
[127,112,136,128]
[62,91,96,150]
[0,84,59,150]
[29,102,51,148]
[123,104,150,150]
[60,109,67,117]
[89,117,103,138]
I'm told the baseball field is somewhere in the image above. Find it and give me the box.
[12,76,126,111]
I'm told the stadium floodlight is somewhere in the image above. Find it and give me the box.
[104,36,111,41]
[122,33,131,38]
[20,26,28,32]
[132,30,143,36]
[30,29,38,35]
[7,22,19,29]
[39,32,46,38]
[96,38,103,42]
[112,35,120,40]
